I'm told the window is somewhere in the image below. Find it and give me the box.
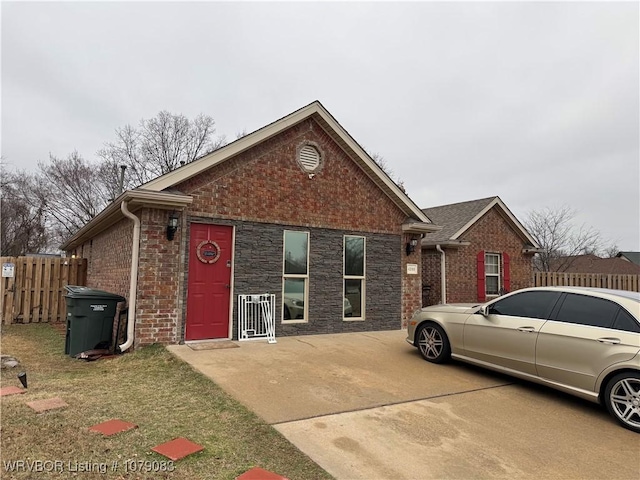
[489,291,561,319]
[283,231,309,322]
[485,253,500,296]
[552,294,620,328]
[344,236,365,319]
[612,308,640,333]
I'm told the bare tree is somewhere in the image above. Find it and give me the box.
[525,206,607,272]
[367,150,406,192]
[603,245,620,258]
[0,168,50,255]
[34,151,112,246]
[98,111,226,187]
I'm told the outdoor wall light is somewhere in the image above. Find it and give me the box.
[406,238,418,256]
[166,213,179,241]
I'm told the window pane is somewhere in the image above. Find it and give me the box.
[486,277,499,295]
[345,279,362,317]
[613,309,640,333]
[489,291,561,319]
[485,254,499,274]
[284,231,308,275]
[553,294,619,328]
[345,236,364,276]
[485,254,499,264]
[485,264,499,274]
[283,278,305,320]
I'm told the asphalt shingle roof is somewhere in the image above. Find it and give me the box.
[617,251,640,266]
[422,197,497,242]
[550,254,640,274]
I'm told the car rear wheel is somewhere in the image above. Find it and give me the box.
[416,323,451,364]
[604,372,640,433]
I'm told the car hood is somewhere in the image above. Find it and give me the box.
[420,303,481,314]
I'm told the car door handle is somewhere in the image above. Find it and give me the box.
[517,327,536,333]
[597,337,621,345]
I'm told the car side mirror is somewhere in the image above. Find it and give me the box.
[478,305,489,317]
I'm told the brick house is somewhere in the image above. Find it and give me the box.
[61,101,439,349]
[420,196,541,306]
[548,254,640,274]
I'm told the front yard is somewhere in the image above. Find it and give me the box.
[0,324,332,479]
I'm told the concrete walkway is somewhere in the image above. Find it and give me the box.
[167,330,640,479]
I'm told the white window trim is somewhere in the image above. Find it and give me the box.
[343,235,366,321]
[282,230,309,323]
[485,252,501,298]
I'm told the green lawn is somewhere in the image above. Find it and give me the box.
[0,324,333,479]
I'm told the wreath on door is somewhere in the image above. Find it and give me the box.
[196,240,221,264]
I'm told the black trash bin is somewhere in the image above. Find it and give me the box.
[64,286,125,357]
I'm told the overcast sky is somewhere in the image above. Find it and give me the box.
[2,1,638,251]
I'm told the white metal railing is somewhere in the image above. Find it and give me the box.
[237,294,276,343]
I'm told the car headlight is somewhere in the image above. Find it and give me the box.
[292,299,303,307]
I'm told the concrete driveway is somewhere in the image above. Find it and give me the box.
[167,330,639,479]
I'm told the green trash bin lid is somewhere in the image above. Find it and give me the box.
[64,285,125,302]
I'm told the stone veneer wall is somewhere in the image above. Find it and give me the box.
[185,217,402,339]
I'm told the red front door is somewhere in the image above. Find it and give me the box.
[185,223,233,340]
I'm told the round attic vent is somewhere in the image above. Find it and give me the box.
[298,144,321,172]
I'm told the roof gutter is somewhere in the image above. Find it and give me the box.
[402,221,442,235]
[60,189,193,251]
[119,201,140,353]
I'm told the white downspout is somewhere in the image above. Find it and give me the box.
[119,201,140,352]
[436,244,447,304]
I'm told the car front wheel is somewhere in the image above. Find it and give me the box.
[604,372,640,433]
[416,323,451,364]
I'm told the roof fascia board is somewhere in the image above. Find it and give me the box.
[402,222,442,234]
[422,240,471,249]
[312,103,431,223]
[60,190,192,251]
[142,101,431,223]
[451,197,540,248]
[142,106,314,192]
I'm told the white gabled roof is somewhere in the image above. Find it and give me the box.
[143,100,434,225]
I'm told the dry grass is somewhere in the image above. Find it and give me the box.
[0,324,333,479]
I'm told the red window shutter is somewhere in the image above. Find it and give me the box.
[477,251,486,302]
[503,252,510,293]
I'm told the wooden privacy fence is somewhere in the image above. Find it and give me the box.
[534,272,639,292]
[1,256,87,324]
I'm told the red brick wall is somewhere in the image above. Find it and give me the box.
[402,234,423,327]
[134,208,184,347]
[177,118,406,234]
[423,207,534,305]
[422,251,442,305]
[74,217,133,299]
